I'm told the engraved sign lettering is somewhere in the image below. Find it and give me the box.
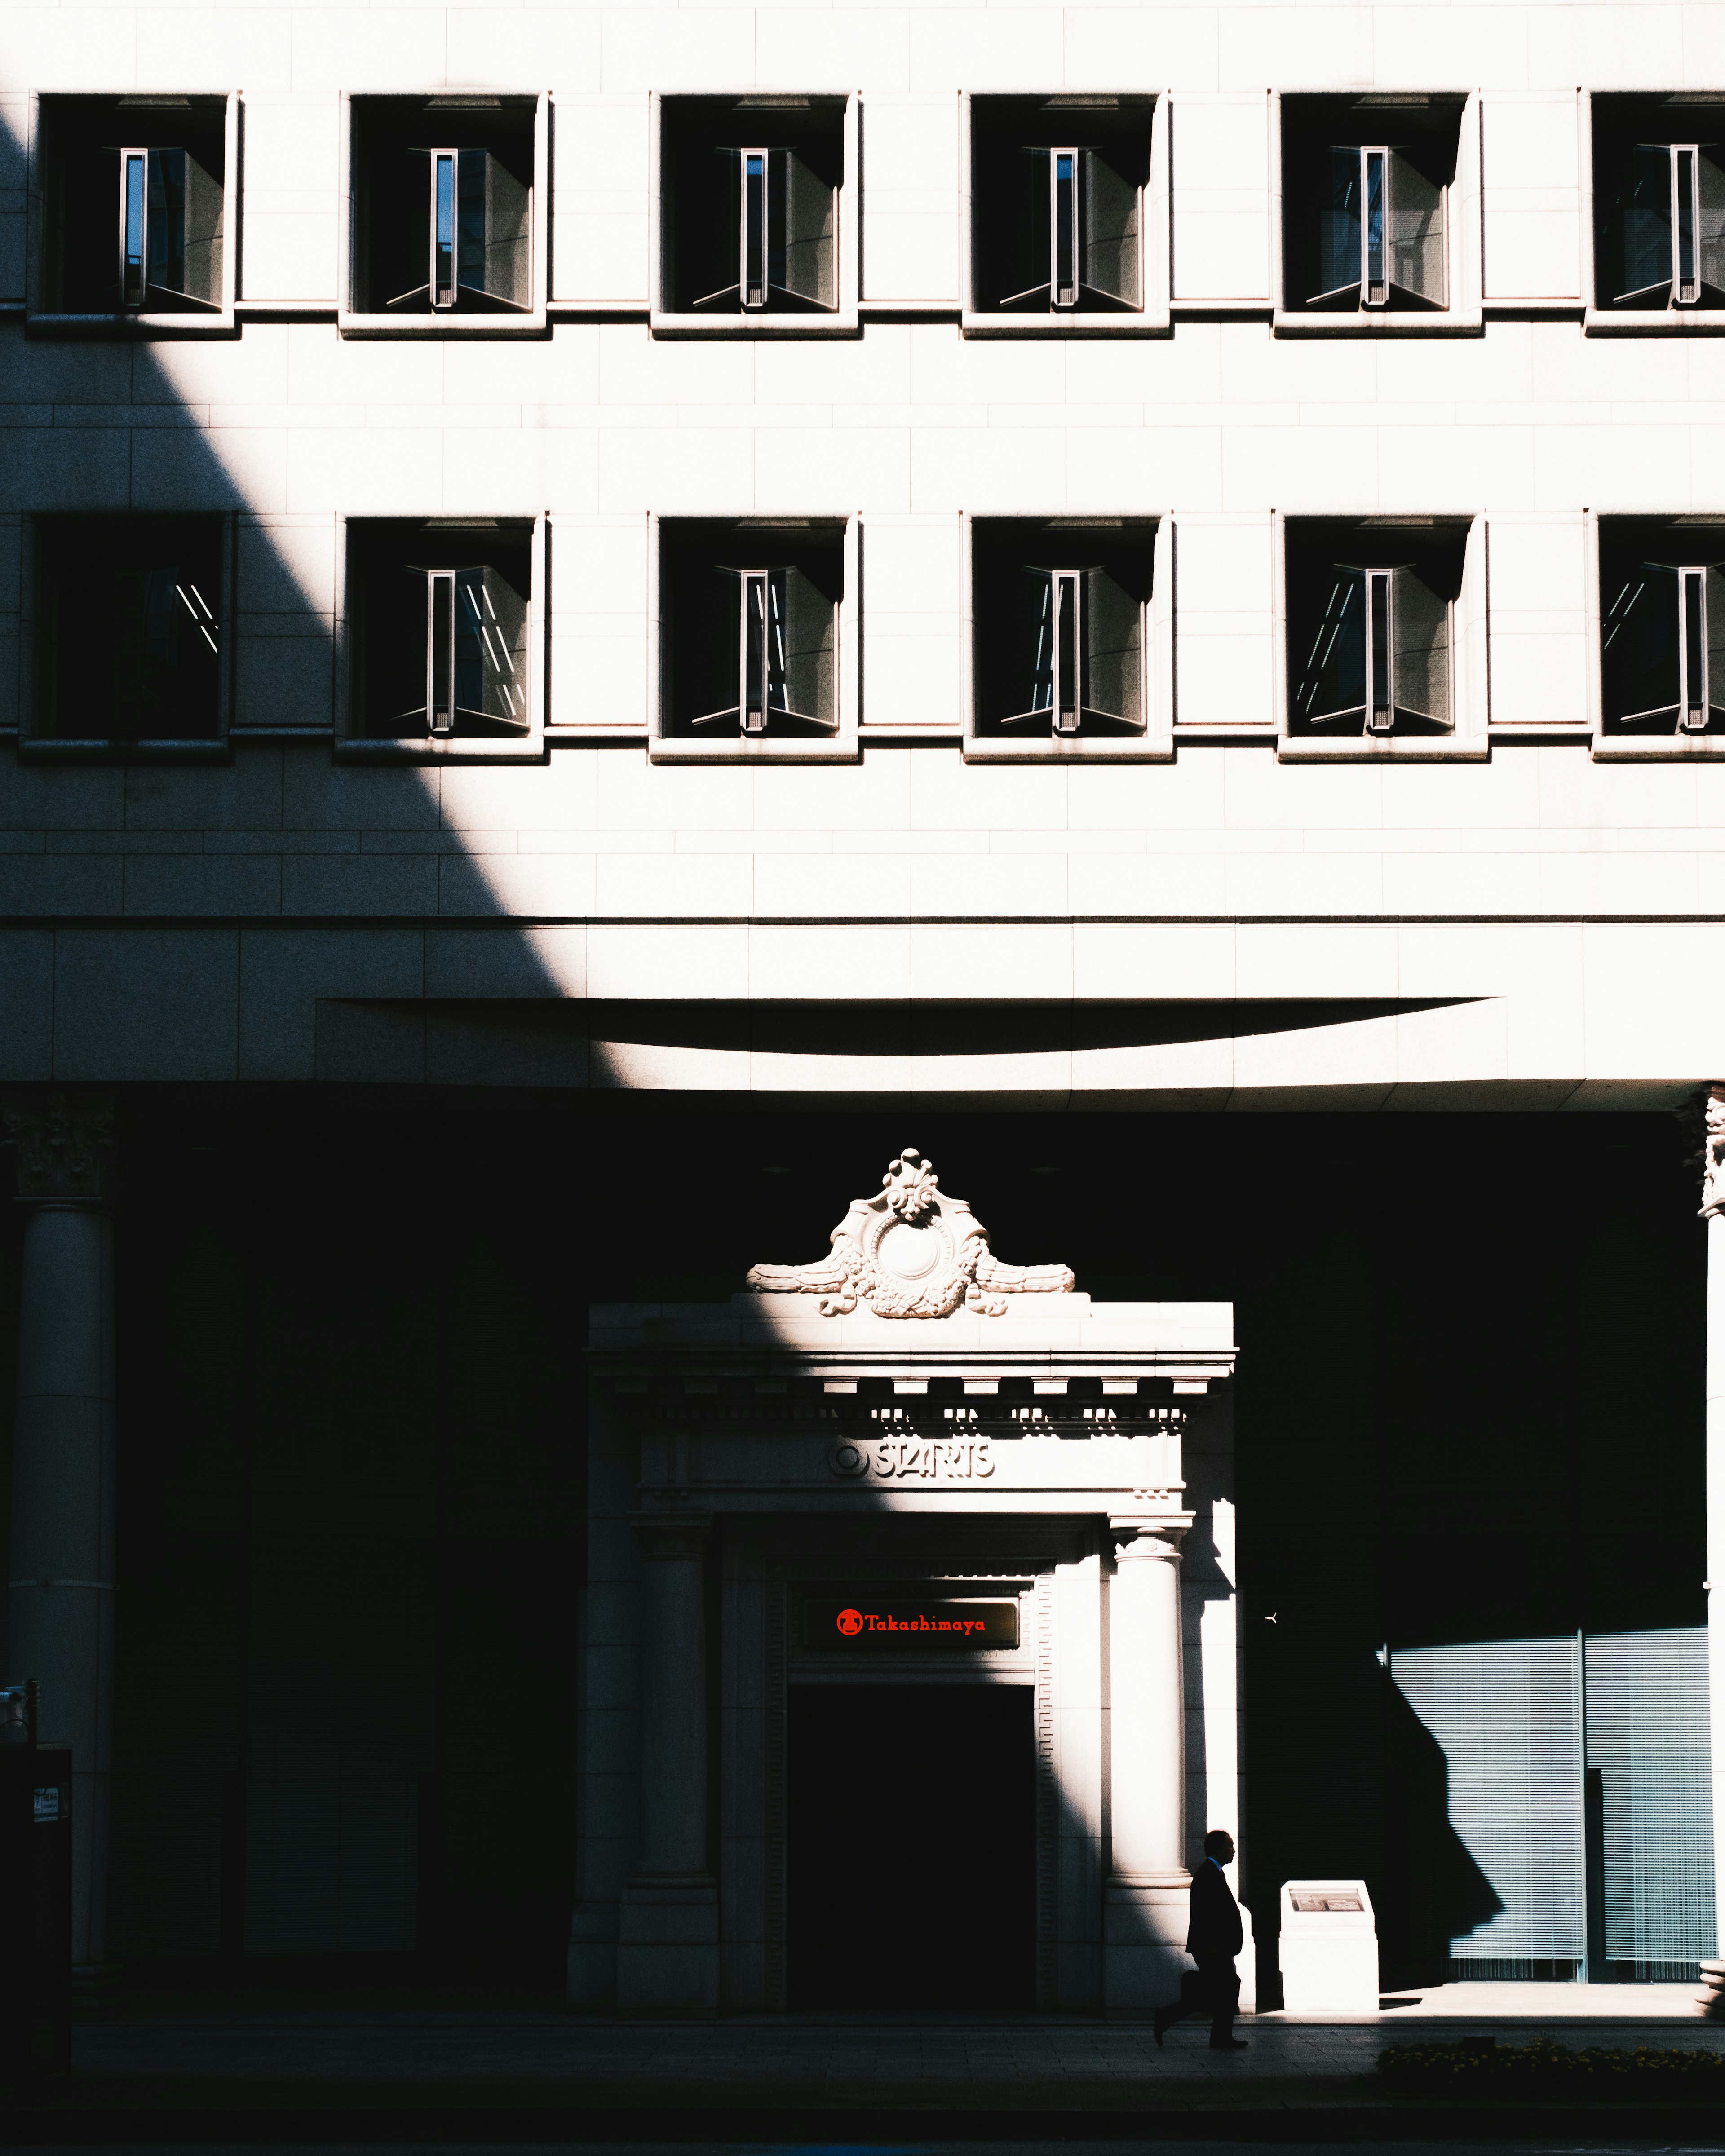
[828,1436,996,1481]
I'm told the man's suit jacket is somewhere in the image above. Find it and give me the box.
[1186,1859,1243,1961]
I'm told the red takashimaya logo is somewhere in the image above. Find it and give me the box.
[832,1606,987,1637]
[836,1608,865,1635]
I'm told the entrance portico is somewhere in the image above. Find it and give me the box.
[570,1149,1244,2017]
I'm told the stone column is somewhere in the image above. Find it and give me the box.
[2,1089,117,1984]
[616,1515,718,2016]
[1701,1087,1725,1958]
[1104,1518,1190,2014]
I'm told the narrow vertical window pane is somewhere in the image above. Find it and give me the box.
[457,148,487,296]
[1317,147,1363,301]
[432,152,457,308]
[428,570,455,733]
[1676,147,1700,302]
[1682,567,1707,728]
[1053,150,1078,308]
[742,150,768,309]
[1363,148,1387,304]
[743,570,768,729]
[1367,569,1393,730]
[121,150,148,309]
[1054,571,1081,732]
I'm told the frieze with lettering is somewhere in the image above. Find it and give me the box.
[802,1596,1020,1649]
[829,1435,995,1481]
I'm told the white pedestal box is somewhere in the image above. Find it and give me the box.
[1278,1880,1379,2013]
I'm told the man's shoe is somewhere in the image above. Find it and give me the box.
[1153,2008,1171,2046]
[1209,2037,1248,2050]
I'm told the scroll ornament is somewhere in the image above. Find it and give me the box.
[746,1148,1075,1318]
[1703,1084,1725,1220]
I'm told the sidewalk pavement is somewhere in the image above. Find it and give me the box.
[35,1983,1725,2128]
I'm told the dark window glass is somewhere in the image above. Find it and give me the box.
[1600,517,1725,733]
[969,97,1151,315]
[350,99,534,315]
[1281,95,1460,313]
[659,521,842,738]
[1285,519,1462,737]
[661,98,842,315]
[35,516,224,742]
[39,96,226,314]
[1594,99,1725,310]
[971,520,1151,740]
[348,521,533,739]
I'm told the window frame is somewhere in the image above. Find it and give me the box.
[650,93,859,339]
[26,91,239,336]
[1271,90,1482,337]
[1588,509,1725,759]
[959,92,1170,338]
[337,92,549,340]
[334,512,546,762]
[961,513,1172,763]
[648,513,858,762]
[1274,510,1489,760]
[1583,92,1725,336]
[20,511,236,761]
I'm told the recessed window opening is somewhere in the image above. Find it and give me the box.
[1597,101,1725,309]
[662,98,842,316]
[1286,518,1462,736]
[971,97,1152,315]
[348,520,532,740]
[661,520,842,739]
[32,516,225,743]
[973,521,1152,739]
[39,96,226,314]
[350,99,535,316]
[1600,518,1725,732]
[1282,95,1460,313]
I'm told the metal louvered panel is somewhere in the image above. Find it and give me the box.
[1584,1628,1716,1972]
[1392,1638,1585,1964]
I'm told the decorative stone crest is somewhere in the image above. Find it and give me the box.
[746,1148,1075,1318]
[1,1088,116,1202]
[1703,1084,1725,1220]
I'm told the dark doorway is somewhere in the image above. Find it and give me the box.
[787,1683,1036,2009]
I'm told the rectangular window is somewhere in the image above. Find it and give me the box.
[347,98,536,319]
[1599,518,1725,734]
[659,520,843,741]
[1596,100,1725,313]
[31,515,227,747]
[37,97,229,317]
[970,100,1151,318]
[662,99,843,318]
[1284,96,1459,315]
[1287,519,1460,737]
[346,520,534,746]
[972,520,1152,742]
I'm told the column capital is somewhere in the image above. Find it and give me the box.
[1,1089,115,1205]
[1702,1084,1725,1220]
[1110,1518,1190,1561]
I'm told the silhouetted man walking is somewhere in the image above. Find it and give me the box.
[1153,1829,1247,2050]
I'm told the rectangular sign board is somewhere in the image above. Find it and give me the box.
[802,1596,1020,1649]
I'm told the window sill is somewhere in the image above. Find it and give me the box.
[964,732,1172,763]
[334,736,546,764]
[648,309,860,340]
[960,307,1170,339]
[337,309,548,340]
[1271,305,1482,338]
[25,309,238,339]
[18,737,231,764]
[1591,732,1725,759]
[1583,306,1725,335]
[1275,733,1488,763]
[649,733,859,764]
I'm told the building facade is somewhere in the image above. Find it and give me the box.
[1,0,1724,2009]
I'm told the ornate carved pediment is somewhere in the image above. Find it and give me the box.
[746,1148,1075,1318]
